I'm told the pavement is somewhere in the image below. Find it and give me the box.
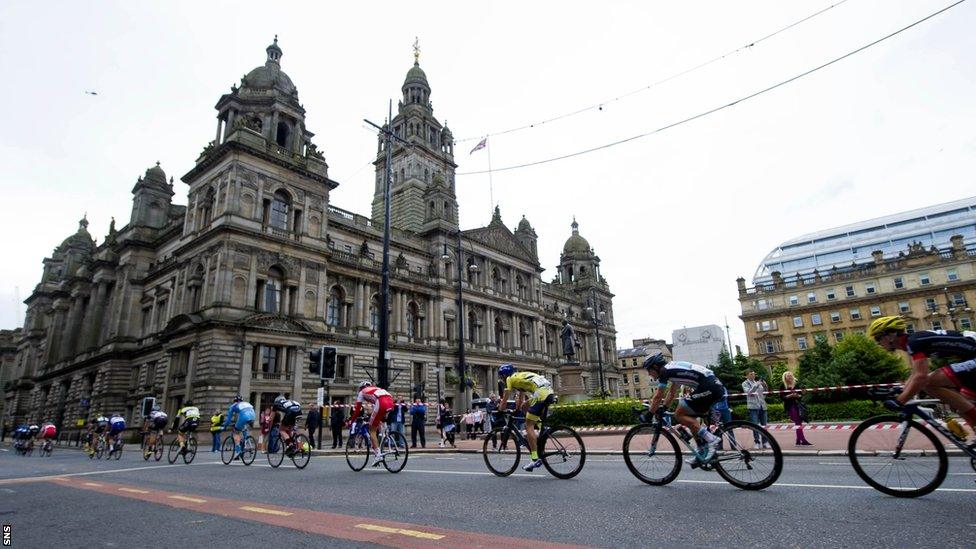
[0,438,974,548]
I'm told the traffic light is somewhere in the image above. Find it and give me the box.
[140,397,156,417]
[308,345,337,381]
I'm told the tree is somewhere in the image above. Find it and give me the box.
[797,336,840,390]
[831,334,908,386]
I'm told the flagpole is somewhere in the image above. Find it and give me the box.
[486,137,494,215]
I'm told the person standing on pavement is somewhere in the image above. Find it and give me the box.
[486,394,499,431]
[329,400,345,448]
[439,400,456,448]
[209,409,224,453]
[742,370,770,449]
[409,398,427,448]
[782,371,812,446]
[306,405,321,448]
[258,406,272,452]
[389,397,407,440]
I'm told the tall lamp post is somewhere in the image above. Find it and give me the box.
[586,289,607,398]
[442,233,479,411]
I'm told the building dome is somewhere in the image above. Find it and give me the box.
[241,36,297,95]
[144,162,168,187]
[404,62,429,88]
[57,216,95,253]
[562,218,591,255]
[517,215,533,232]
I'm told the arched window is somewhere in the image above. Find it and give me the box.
[276,121,290,147]
[190,264,206,311]
[264,267,285,313]
[516,275,526,299]
[200,188,215,229]
[491,268,501,292]
[467,310,478,343]
[494,316,504,348]
[519,321,529,350]
[269,190,290,230]
[406,301,420,338]
[369,294,380,331]
[326,286,343,326]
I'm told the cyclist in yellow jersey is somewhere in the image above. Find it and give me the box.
[173,400,201,453]
[497,364,554,471]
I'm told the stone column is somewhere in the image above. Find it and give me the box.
[353,281,363,327]
[184,344,197,399]
[201,255,213,306]
[246,255,258,309]
[290,346,302,400]
[239,343,254,397]
[486,309,495,345]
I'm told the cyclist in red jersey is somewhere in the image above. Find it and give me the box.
[869,316,976,437]
[348,381,394,466]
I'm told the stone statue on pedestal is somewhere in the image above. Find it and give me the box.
[560,319,581,363]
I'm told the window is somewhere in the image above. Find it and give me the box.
[846,286,856,297]
[760,340,780,354]
[919,272,930,285]
[811,313,823,326]
[792,316,803,328]
[850,308,861,320]
[947,268,959,282]
[635,388,642,399]
[343,244,352,253]
[467,311,478,342]
[756,299,771,311]
[756,320,778,332]
[865,282,876,294]
[633,373,640,383]
[269,191,290,230]
[326,286,343,326]
[796,336,808,350]
[834,331,845,342]
[789,295,798,306]
[406,302,421,338]
[960,318,972,330]
[141,307,152,336]
[261,346,280,373]
[906,323,915,334]
[622,374,628,385]
[899,301,911,313]
[932,320,943,331]
[631,358,638,367]
[952,293,967,307]
[826,288,836,301]
[925,298,938,312]
[894,277,904,289]
[870,306,882,317]
[807,292,817,304]
[369,295,379,331]
[263,267,284,313]
[830,311,841,323]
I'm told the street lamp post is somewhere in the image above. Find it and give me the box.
[442,233,479,411]
[586,288,607,398]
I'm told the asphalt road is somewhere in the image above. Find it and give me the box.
[0,444,973,548]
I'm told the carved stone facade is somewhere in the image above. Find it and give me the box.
[1,40,617,433]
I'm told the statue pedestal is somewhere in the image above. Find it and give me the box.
[557,361,588,402]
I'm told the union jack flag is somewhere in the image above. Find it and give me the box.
[469,137,487,154]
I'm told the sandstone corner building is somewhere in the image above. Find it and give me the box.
[1,39,618,434]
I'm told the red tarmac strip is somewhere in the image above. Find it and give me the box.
[50,477,589,548]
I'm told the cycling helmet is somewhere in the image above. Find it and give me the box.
[274,395,286,406]
[233,395,243,402]
[111,412,121,417]
[868,316,907,339]
[498,364,517,378]
[358,381,372,391]
[642,353,668,372]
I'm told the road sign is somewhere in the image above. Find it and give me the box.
[316,387,325,407]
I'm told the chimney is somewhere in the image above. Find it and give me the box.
[872,250,884,265]
[951,234,966,259]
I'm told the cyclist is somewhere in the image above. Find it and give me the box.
[12,424,29,454]
[38,422,57,452]
[272,395,302,453]
[642,353,723,462]
[82,419,95,455]
[25,424,40,453]
[222,395,256,460]
[143,406,168,458]
[497,364,554,472]
[173,400,201,454]
[107,413,126,454]
[348,381,394,467]
[869,316,976,436]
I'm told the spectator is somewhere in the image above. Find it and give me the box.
[259,406,272,451]
[463,409,476,440]
[306,405,321,448]
[409,398,427,448]
[209,409,224,453]
[710,387,732,450]
[473,408,484,434]
[329,399,345,449]
[782,371,812,446]
[439,400,456,448]
[486,394,500,431]
[1,423,8,442]
[742,370,770,449]
[389,397,407,440]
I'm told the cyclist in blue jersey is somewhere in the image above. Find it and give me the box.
[643,353,723,461]
[107,413,126,454]
[223,395,256,459]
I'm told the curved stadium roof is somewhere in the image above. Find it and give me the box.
[753,196,976,285]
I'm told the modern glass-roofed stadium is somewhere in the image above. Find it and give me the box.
[753,196,976,285]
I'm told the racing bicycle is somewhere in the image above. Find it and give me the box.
[143,433,165,462]
[39,438,54,457]
[482,406,587,479]
[168,433,198,465]
[267,425,312,469]
[106,434,124,460]
[848,387,976,498]
[345,419,408,473]
[220,426,257,466]
[622,405,783,490]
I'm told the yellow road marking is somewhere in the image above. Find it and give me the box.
[240,506,293,516]
[355,523,445,540]
[118,487,150,494]
[83,482,103,487]
[169,495,207,503]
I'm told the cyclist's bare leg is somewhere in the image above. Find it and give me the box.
[525,418,538,455]
[368,426,381,456]
[926,369,976,430]
[674,405,700,433]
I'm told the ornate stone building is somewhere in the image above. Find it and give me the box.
[616,337,671,400]
[739,198,976,369]
[1,39,617,431]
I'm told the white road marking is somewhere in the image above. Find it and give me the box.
[0,460,223,484]
[676,479,976,492]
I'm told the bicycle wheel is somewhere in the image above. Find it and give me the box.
[114,441,124,460]
[539,425,586,479]
[622,424,682,486]
[848,414,947,498]
[95,439,104,460]
[183,437,197,464]
[267,434,285,468]
[712,421,783,490]
[220,436,236,465]
[241,435,256,465]
[383,432,408,473]
[154,439,164,462]
[345,433,370,471]
[291,434,311,470]
[143,440,153,461]
[482,427,521,477]
[168,439,181,464]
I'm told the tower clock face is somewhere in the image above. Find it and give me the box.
[677,333,687,342]
[702,330,710,339]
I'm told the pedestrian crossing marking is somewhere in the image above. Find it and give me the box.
[355,523,445,540]
[169,495,207,503]
[240,506,292,516]
[119,487,150,494]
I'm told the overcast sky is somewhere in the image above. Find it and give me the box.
[1,0,974,353]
